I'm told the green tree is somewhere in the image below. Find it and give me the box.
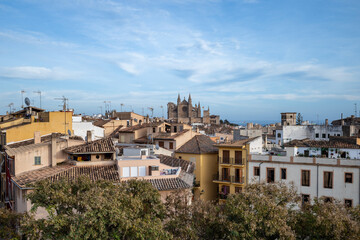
[296,113,303,125]
[223,182,300,240]
[164,190,228,240]
[21,176,170,240]
[293,197,360,240]
[0,208,22,239]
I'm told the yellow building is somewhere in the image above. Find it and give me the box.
[174,135,218,201]
[0,107,73,144]
[213,137,261,201]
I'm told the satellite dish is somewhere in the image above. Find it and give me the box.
[115,148,120,155]
[155,144,159,150]
[24,97,31,106]
[67,129,71,136]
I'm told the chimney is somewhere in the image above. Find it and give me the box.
[325,119,328,127]
[51,133,57,167]
[86,130,92,142]
[34,131,41,144]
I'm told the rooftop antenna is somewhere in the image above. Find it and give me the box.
[34,91,42,109]
[8,103,14,113]
[142,107,144,116]
[120,103,124,112]
[160,105,164,119]
[98,106,103,116]
[148,107,154,118]
[54,96,69,134]
[21,90,26,108]
[103,101,107,116]
[355,103,358,117]
[24,97,31,107]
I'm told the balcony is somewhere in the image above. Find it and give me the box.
[231,176,244,184]
[219,157,232,165]
[213,173,231,182]
[219,157,245,165]
[233,158,244,165]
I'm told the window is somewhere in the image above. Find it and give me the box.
[315,133,319,138]
[159,141,164,148]
[169,142,174,149]
[153,127,156,133]
[302,194,310,205]
[122,167,130,177]
[141,150,147,156]
[328,134,330,138]
[222,150,230,164]
[235,168,243,183]
[222,168,230,181]
[324,171,333,188]
[178,156,182,159]
[139,166,146,177]
[301,170,310,186]
[267,168,275,183]
[345,172,353,183]
[34,156,41,165]
[281,168,287,180]
[254,167,260,176]
[235,151,243,164]
[345,199,353,208]
[277,133,281,138]
[235,187,242,193]
[130,166,137,177]
[173,126,177,132]
[220,185,230,199]
[322,133,326,138]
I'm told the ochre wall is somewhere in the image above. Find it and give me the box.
[4,111,73,143]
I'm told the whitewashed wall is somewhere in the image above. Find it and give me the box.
[248,155,360,206]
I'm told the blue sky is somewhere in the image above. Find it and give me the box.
[0,0,359,123]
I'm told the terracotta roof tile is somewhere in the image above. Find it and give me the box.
[93,119,111,127]
[284,137,360,149]
[153,129,190,140]
[175,135,218,154]
[64,137,115,154]
[119,122,162,133]
[158,154,195,174]
[214,136,260,148]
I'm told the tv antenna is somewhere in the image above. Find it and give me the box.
[8,103,14,113]
[24,97,31,107]
[54,96,69,134]
[120,103,124,112]
[21,90,26,108]
[34,91,42,109]
[160,105,164,119]
[355,103,358,118]
[148,107,154,118]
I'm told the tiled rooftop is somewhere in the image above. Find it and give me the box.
[119,122,162,133]
[93,119,111,127]
[64,137,116,154]
[214,136,260,148]
[158,154,195,174]
[284,137,360,149]
[175,135,218,154]
[153,129,190,140]
[12,161,193,191]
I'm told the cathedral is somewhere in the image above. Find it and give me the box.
[167,94,219,124]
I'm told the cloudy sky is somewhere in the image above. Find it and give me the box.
[0,0,359,123]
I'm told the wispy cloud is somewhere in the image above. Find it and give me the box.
[0,66,82,80]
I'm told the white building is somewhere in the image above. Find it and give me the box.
[72,115,104,141]
[275,125,343,145]
[248,147,360,207]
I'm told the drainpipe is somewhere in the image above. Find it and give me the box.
[316,163,319,198]
[259,162,263,184]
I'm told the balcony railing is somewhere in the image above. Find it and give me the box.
[213,173,231,182]
[231,176,244,184]
[234,158,244,165]
[213,174,244,184]
[219,157,245,165]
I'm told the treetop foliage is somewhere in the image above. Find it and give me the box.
[1,177,359,240]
